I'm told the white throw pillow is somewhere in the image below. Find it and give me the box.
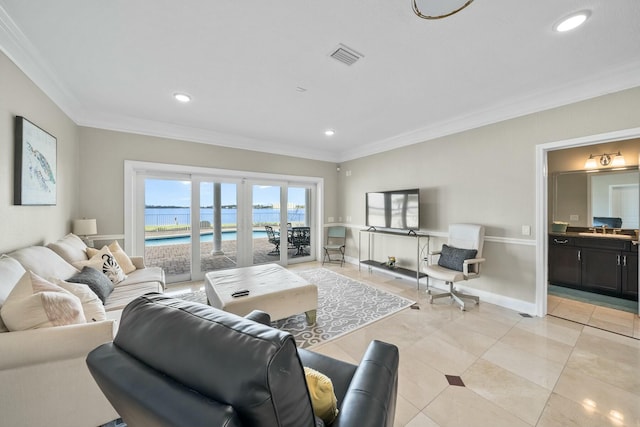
[75,246,127,284]
[0,272,86,331]
[54,279,107,322]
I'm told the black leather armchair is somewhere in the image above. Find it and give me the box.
[86,293,399,427]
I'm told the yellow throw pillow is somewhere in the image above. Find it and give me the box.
[304,367,339,425]
[106,241,136,274]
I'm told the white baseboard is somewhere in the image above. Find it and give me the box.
[345,256,537,316]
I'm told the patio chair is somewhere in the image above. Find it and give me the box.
[290,226,311,256]
[264,225,280,255]
[322,226,346,266]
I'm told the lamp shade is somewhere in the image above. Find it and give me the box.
[73,219,97,236]
[611,153,626,167]
[584,157,598,169]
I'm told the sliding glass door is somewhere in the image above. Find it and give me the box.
[143,177,192,283]
[128,163,319,285]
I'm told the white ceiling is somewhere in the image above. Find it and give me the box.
[1,1,639,162]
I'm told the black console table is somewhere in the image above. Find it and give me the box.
[358,229,429,288]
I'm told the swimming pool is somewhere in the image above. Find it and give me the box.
[145,230,267,246]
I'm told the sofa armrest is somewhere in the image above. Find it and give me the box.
[130,256,146,269]
[0,320,115,370]
[332,340,399,427]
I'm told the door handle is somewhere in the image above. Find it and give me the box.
[554,239,569,244]
[577,250,581,262]
[623,255,627,267]
[617,254,621,266]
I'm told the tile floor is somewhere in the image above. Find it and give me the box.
[547,293,640,339]
[170,262,640,426]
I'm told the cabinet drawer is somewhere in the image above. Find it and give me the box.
[549,236,574,246]
[576,236,629,251]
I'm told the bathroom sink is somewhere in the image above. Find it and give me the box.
[577,232,634,240]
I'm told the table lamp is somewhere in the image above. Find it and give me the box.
[73,218,97,247]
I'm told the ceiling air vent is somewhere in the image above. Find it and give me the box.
[329,44,364,66]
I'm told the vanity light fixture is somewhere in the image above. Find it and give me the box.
[173,92,192,103]
[554,10,590,32]
[584,151,625,169]
[325,129,335,136]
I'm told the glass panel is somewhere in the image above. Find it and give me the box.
[144,178,191,283]
[288,186,312,259]
[252,185,281,265]
[199,182,238,271]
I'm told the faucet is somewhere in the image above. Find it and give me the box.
[601,225,608,234]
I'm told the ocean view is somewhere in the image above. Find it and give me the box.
[145,207,305,227]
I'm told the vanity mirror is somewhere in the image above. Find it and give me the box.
[552,167,639,230]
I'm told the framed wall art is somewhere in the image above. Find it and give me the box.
[14,116,57,205]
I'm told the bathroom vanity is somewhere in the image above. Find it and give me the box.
[549,231,638,300]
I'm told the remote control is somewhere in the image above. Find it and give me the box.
[231,289,250,297]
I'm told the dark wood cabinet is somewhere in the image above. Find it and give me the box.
[622,251,638,299]
[548,234,638,300]
[580,248,621,294]
[548,237,581,287]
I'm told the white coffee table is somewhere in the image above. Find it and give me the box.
[204,264,317,323]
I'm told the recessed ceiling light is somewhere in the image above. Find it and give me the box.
[325,129,335,136]
[554,10,590,32]
[174,92,192,103]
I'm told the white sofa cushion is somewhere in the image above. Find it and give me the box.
[1,272,86,331]
[0,256,27,332]
[9,246,79,281]
[47,233,89,265]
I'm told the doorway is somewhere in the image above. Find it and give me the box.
[535,128,640,327]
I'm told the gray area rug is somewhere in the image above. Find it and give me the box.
[180,268,414,348]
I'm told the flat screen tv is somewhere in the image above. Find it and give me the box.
[366,188,420,231]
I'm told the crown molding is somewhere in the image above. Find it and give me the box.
[3,4,639,165]
[0,4,84,119]
[77,112,341,163]
[338,61,640,162]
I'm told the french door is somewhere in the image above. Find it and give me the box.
[127,163,319,285]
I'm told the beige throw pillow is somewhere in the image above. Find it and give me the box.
[106,241,136,274]
[87,241,136,274]
[75,246,127,284]
[0,272,86,331]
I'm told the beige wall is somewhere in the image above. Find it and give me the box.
[77,128,338,235]
[2,45,639,309]
[0,51,80,253]
[339,87,640,306]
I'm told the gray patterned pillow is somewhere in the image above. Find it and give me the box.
[437,244,477,272]
[66,266,114,304]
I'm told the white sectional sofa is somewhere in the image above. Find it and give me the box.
[0,234,165,427]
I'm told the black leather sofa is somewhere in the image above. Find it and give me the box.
[86,293,399,427]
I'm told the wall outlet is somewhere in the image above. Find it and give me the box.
[522,225,531,236]
[328,216,334,222]
[569,214,579,221]
[346,216,352,222]
[345,170,352,177]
